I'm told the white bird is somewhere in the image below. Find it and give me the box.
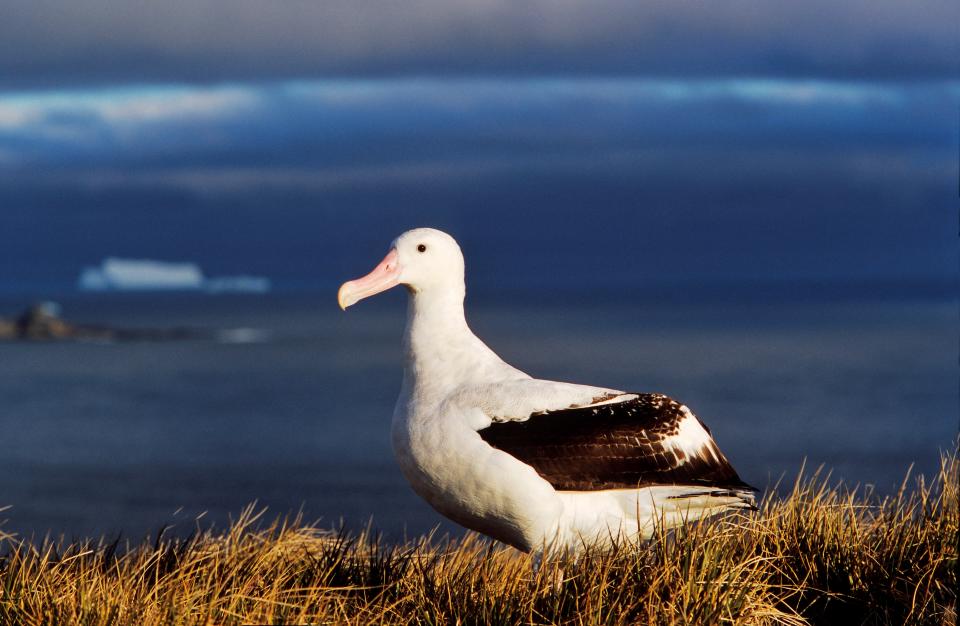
[338,228,756,553]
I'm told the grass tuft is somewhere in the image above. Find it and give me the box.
[1,449,956,625]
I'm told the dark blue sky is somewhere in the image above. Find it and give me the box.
[2,1,957,86]
[0,3,957,295]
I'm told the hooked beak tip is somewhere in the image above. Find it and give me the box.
[337,285,351,311]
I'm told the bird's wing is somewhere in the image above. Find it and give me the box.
[470,385,752,492]
[450,379,630,425]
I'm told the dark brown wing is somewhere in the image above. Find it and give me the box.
[478,393,754,492]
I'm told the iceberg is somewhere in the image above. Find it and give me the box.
[79,258,204,291]
[77,258,270,293]
[204,275,272,294]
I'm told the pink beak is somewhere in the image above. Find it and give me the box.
[338,248,402,310]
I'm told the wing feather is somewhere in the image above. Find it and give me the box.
[477,392,753,492]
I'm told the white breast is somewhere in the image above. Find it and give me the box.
[391,384,564,551]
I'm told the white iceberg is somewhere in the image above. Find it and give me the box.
[204,275,272,294]
[77,258,270,293]
[79,258,204,291]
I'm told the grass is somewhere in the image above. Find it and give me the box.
[0,450,955,625]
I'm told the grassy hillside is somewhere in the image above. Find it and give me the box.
[1,451,956,625]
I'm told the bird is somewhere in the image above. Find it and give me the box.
[338,228,756,554]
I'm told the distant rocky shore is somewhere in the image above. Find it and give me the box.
[0,302,207,342]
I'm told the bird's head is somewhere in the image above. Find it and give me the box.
[338,228,465,310]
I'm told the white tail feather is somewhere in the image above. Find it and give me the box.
[603,485,756,539]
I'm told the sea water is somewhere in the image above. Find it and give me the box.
[0,289,955,541]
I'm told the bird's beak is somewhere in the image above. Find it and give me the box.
[338,248,401,310]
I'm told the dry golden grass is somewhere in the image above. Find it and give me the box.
[1,449,956,625]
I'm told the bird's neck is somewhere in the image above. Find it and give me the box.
[401,286,497,399]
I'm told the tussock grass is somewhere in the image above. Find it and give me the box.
[1,451,956,625]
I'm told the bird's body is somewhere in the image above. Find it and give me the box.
[339,228,756,553]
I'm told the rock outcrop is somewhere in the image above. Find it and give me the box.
[0,302,206,342]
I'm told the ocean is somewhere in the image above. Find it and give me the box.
[0,288,955,542]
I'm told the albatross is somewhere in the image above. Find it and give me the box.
[338,228,756,553]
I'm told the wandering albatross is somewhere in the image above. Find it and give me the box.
[338,228,756,553]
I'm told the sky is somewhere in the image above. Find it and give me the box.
[0,1,957,295]
[2,1,957,86]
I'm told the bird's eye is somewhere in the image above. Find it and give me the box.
[417,244,427,253]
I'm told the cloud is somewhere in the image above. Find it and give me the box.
[1,1,957,88]
[0,77,955,291]
[1,78,955,172]
[0,85,256,128]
